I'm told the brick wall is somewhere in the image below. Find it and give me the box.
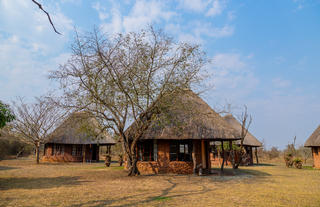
[42,144,99,162]
[312,147,320,168]
[135,140,200,174]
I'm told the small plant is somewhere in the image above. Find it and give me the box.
[284,153,293,168]
[293,158,302,169]
[105,155,111,167]
[118,154,123,167]
[152,196,171,201]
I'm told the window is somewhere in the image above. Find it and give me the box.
[315,147,319,155]
[137,140,157,161]
[170,140,192,161]
[72,145,83,156]
[54,144,64,155]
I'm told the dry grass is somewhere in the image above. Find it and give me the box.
[0,158,320,207]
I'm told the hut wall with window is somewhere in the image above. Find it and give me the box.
[42,112,115,162]
[136,139,203,174]
[125,90,240,174]
[305,125,320,168]
[43,143,101,162]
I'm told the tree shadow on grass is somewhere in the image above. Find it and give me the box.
[71,177,212,207]
[69,168,272,207]
[0,176,89,190]
[256,163,276,166]
[0,166,19,171]
[210,167,271,176]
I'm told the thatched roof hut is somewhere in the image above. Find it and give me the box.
[223,114,262,147]
[127,90,240,140]
[304,125,320,147]
[47,111,115,145]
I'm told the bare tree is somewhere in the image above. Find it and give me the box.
[231,105,252,169]
[298,146,312,164]
[50,26,207,175]
[9,96,67,164]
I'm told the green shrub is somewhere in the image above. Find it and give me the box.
[0,137,32,160]
[284,153,293,168]
[293,158,303,169]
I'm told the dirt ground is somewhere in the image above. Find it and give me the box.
[0,158,319,207]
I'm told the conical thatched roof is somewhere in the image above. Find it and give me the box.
[223,114,262,147]
[305,125,320,147]
[47,111,115,145]
[126,90,240,140]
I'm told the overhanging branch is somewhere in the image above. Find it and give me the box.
[31,0,61,35]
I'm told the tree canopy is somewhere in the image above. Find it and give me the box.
[50,26,207,175]
[0,101,15,129]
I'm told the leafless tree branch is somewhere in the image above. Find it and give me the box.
[31,0,61,35]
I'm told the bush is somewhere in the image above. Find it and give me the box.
[268,147,281,160]
[293,158,302,169]
[284,153,293,168]
[0,137,33,160]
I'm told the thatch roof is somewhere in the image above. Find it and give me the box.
[126,90,240,140]
[223,114,262,147]
[47,111,115,145]
[304,125,320,147]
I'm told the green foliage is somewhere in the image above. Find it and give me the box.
[302,166,315,170]
[0,136,33,160]
[0,101,15,129]
[293,157,303,169]
[284,153,293,168]
[215,142,240,151]
[152,196,171,201]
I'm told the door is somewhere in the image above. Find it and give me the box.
[92,145,97,161]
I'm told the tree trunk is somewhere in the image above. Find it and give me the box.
[16,146,25,159]
[35,142,40,164]
[122,138,140,176]
[220,141,225,172]
[127,156,140,176]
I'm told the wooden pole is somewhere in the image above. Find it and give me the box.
[192,141,197,174]
[221,141,225,171]
[201,140,206,169]
[206,141,211,170]
[255,147,259,165]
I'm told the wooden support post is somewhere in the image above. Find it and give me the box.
[201,140,206,169]
[82,145,86,163]
[221,141,225,171]
[192,141,197,174]
[206,141,211,170]
[255,147,259,165]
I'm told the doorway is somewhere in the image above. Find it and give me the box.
[92,145,97,161]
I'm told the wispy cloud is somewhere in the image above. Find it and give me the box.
[92,2,109,20]
[272,78,292,88]
[178,0,226,17]
[207,53,259,101]
[0,0,73,102]
[206,0,226,17]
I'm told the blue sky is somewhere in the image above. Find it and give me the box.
[0,0,319,149]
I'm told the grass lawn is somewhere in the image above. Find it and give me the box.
[0,158,319,207]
